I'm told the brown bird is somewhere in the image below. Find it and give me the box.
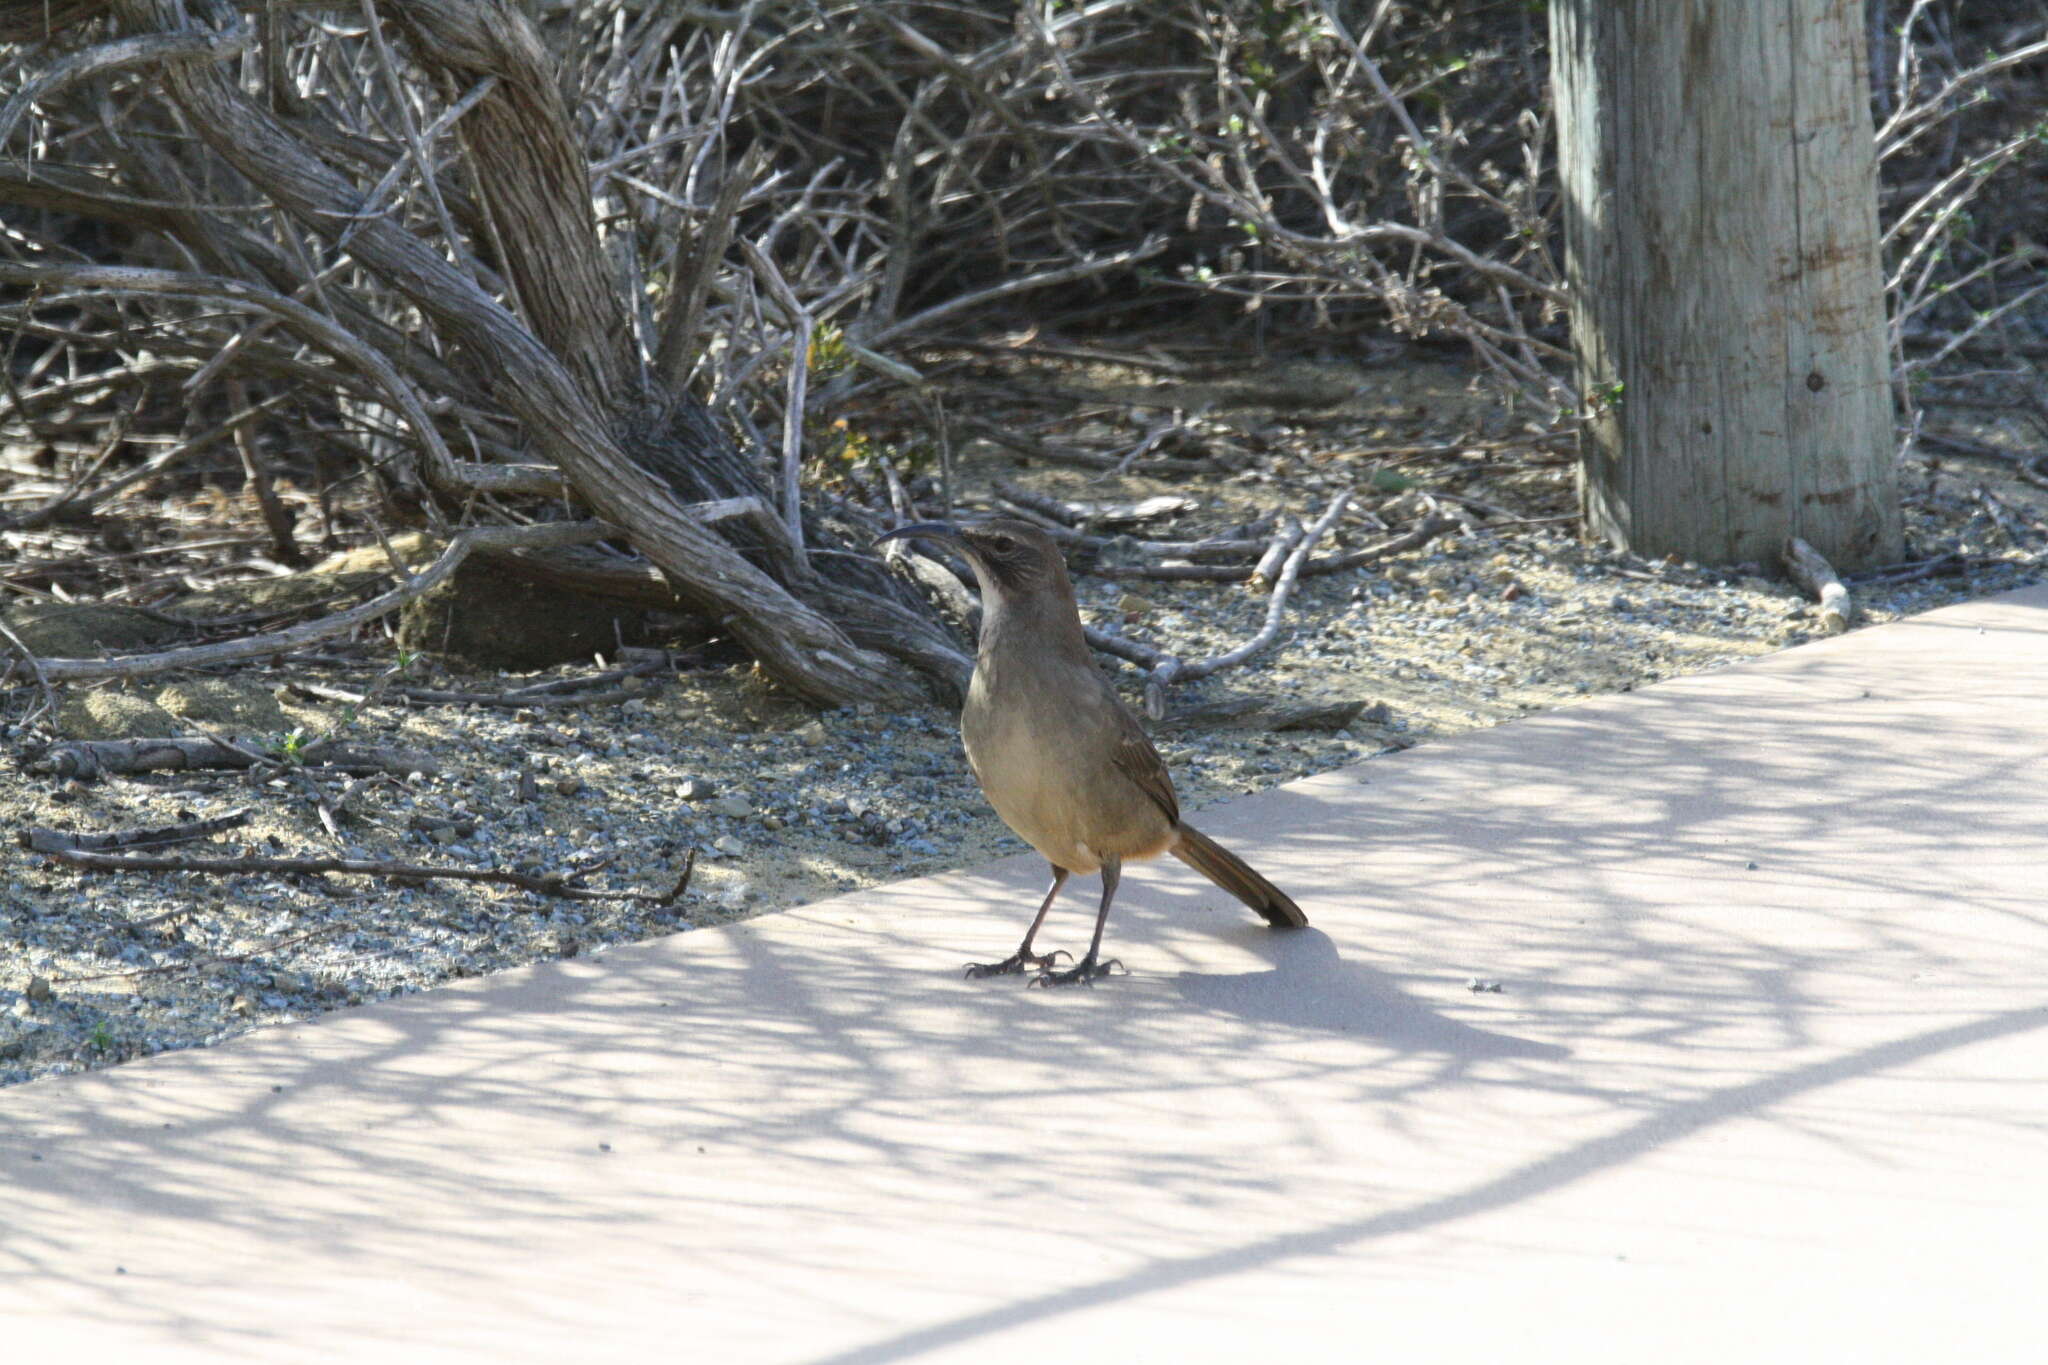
[874,518,1307,985]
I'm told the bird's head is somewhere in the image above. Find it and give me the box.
[872,518,1071,599]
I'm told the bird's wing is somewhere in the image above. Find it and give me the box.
[1108,698,1180,827]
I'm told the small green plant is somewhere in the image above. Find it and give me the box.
[807,323,853,379]
[86,1021,114,1053]
[275,726,309,766]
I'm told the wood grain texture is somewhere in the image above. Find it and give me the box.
[1552,0,1901,569]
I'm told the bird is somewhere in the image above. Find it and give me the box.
[873,518,1307,985]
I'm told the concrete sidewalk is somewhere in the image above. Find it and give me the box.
[5,588,2047,1363]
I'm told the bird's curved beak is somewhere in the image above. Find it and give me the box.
[871,521,964,550]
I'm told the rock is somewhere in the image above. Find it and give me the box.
[0,1020,37,1061]
[24,975,53,1004]
[794,720,829,747]
[395,552,645,670]
[712,834,746,858]
[708,795,751,819]
[155,678,287,732]
[678,777,716,801]
[57,690,181,740]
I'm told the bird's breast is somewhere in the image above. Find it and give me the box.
[960,653,1171,873]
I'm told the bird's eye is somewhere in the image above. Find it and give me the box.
[987,533,1014,551]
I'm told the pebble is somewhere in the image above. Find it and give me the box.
[3,486,2036,1091]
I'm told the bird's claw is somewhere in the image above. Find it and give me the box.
[1029,955,1125,988]
[964,948,1071,979]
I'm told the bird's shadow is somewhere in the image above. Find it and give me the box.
[1173,926,1568,1062]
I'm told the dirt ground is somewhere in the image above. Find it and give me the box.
[3,340,2044,1083]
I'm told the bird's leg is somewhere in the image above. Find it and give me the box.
[964,864,1074,979]
[1033,857,1126,987]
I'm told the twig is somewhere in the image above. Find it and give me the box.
[863,237,1169,349]
[1918,430,2048,490]
[740,237,815,575]
[29,521,612,682]
[1081,623,1170,673]
[657,145,766,388]
[285,678,657,710]
[1300,514,1458,576]
[19,808,253,853]
[0,615,60,730]
[1845,553,1977,586]
[1250,519,1306,587]
[1140,489,1353,717]
[34,845,696,907]
[962,418,1222,476]
[27,736,441,782]
[990,478,1197,529]
[1097,514,1454,582]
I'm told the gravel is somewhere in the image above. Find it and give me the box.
[7,347,2047,1088]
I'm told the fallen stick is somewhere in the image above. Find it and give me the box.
[1081,623,1170,672]
[0,614,60,729]
[1845,552,1982,586]
[19,807,253,853]
[27,735,441,781]
[1094,515,1454,582]
[1141,489,1353,718]
[961,418,1221,476]
[1782,536,1854,633]
[34,845,696,906]
[285,677,658,710]
[28,521,614,682]
[991,478,1197,528]
[1249,518,1307,588]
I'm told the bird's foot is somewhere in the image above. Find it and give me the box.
[964,948,1070,980]
[1029,953,1126,988]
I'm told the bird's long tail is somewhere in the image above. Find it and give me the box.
[1170,824,1307,928]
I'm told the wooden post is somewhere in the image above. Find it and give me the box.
[1551,0,1902,570]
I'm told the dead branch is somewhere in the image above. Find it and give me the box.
[34,844,696,907]
[19,807,253,853]
[1140,489,1353,717]
[28,736,441,782]
[28,521,610,682]
[1782,537,1853,633]
[989,479,1197,529]
[285,675,657,710]
[0,615,60,730]
[1097,514,1454,582]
